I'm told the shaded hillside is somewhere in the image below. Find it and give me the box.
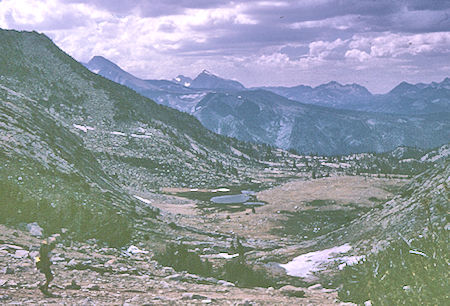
[0,29,276,245]
[194,90,450,155]
[0,29,273,191]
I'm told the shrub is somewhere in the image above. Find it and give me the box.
[154,243,276,288]
[154,243,213,276]
[0,179,132,247]
[338,228,449,305]
[220,258,276,288]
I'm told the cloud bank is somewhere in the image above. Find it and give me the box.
[0,0,449,92]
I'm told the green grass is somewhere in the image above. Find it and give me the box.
[272,207,370,239]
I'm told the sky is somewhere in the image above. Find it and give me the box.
[0,0,449,93]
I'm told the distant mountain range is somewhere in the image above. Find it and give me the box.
[84,55,450,155]
[262,78,450,115]
[258,81,372,109]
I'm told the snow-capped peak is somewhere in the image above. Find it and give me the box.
[201,69,214,76]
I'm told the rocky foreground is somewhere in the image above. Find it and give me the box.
[0,225,351,305]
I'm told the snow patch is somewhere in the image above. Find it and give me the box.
[73,124,95,133]
[180,93,206,100]
[211,188,230,192]
[230,146,249,159]
[218,253,239,259]
[130,134,152,139]
[367,119,376,126]
[203,253,239,259]
[338,255,364,270]
[110,131,127,136]
[184,82,191,87]
[190,142,200,152]
[134,195,152,205]
[280,244,358,278]
[126,245,149,255]
[321,162,351,168]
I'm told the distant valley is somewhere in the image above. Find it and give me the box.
[85,56,450,155]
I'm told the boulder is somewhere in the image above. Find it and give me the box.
[308,283,323,290]
[165,273,183,281]
[217,280,235,287]
[86,284,100,291]
[181,293,208,300]
[126,245,148,255]
[51,254,66,262]
[124,295,141,305]
[13,250,29,259]
[2,267,14,275]
[26,222,43,237]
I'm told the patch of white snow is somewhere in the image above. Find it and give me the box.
[73,124,95,133]
[218,253,239,259]
[110,131,127,136]
[134,195,152,205]
[280,244,356,278]
[130,134,152,139]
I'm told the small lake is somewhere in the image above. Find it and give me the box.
[210,194,250,204]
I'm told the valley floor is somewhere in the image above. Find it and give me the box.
[157,175,407,244]
[0,174,410,305]
[0,225,348,305]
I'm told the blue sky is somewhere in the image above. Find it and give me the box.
[1,0,449,93]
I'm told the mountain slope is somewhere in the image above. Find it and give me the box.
[193,90,450,155]
[0,29,279,245]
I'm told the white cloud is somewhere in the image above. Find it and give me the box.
[308,38,347,59]
[345,49,371,62]
[289,15,356,31]
[0,0,448,93]
[347,32,450,58]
